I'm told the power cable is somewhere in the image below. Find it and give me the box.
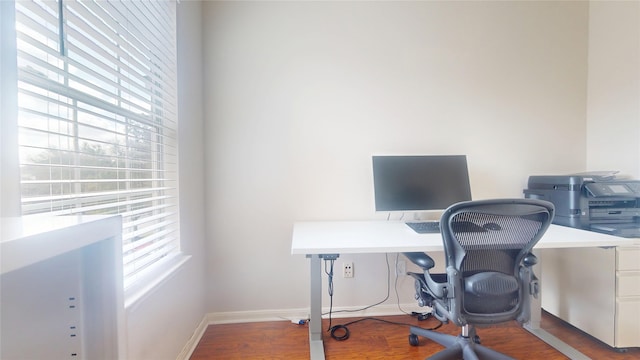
[322,254,438,341]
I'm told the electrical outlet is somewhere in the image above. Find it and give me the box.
[396,260,406,276]
[343,262,354,278]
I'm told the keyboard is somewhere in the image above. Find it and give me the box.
[406,221,440,234]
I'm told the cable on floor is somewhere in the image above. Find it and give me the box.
[329,315,443,341]
[322,255,440,342]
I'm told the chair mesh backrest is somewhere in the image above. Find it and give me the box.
[441,200,553,318]
[453,211,544,274]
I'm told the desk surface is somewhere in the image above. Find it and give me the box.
[1,215,122,274]
[292,221,639,255]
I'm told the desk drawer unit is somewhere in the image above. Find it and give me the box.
[616,247,640,348]
[617,271,640,297]
[541,245,640,349]
[618,247,640,270]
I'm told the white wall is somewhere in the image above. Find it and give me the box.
[202,1,590,315]
[124,2,207,359]
[586,1,640,178]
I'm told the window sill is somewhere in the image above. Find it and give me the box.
[124,252,191,310]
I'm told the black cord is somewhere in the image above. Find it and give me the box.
[329,316,443,341]
[329,324,350,341]
[324,258,336,331]
[323,254,391,317]
[394,253,412,315]
[322,254,440,341]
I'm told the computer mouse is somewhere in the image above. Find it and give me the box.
[483,222,502,231]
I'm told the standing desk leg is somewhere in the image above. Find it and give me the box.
[308,254,325,360]
[524,250,591,360]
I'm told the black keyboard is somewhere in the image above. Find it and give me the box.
[406,221,440,234]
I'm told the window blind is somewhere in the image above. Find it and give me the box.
[15,0,179,288]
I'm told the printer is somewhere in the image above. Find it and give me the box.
[524,173,640,238]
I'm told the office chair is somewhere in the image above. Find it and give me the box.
[404,198,554,360]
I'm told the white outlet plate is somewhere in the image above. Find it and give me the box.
[343,262,353,278]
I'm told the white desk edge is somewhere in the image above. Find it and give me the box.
[292,221,638,255]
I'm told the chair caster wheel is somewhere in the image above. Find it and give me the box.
[473,335,481,344]
[409,334,420,346]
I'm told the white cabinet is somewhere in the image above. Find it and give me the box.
[1,215,125,360]
[541,245,640,349]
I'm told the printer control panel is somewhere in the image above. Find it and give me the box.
[584,182,640,197]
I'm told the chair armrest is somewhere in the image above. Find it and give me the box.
[403,252,435,270]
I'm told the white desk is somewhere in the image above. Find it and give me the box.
[1,215,125,359]
[292,221,639,360]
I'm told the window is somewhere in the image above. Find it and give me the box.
[13,0,179,288]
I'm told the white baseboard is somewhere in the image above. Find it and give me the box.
[207,303,428,324]
[207,307,312,324]
[176,303,429,359]
[176,316,209,360]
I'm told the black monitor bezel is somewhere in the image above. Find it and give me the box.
[372,155,472,212]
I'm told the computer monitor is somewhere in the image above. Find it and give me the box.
[372,155,472,212]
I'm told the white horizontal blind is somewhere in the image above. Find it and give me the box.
[15,0,179,288]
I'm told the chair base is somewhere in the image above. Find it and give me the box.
[410,326,515,360]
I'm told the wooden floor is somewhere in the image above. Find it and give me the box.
[190,311,640,359]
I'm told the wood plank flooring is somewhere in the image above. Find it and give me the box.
[190,311,640,359]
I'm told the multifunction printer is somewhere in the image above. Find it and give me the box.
[523,173,640,238]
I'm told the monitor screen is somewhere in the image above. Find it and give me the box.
[372,155,472,212]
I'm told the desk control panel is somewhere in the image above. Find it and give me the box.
[406,221,440,234]
[406,221,492,234]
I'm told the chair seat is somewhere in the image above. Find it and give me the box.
[464,272,519,314]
